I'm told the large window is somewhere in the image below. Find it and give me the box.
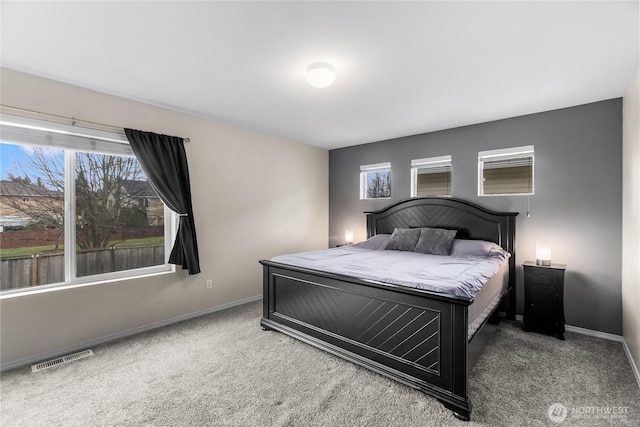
[0,115,172,293]
[478,146,534,196]
[411,155,452,197]
[360,162,391,199]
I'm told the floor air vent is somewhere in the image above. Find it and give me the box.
[31,349,94,373]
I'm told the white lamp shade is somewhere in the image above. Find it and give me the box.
[345,229,354,244]
[307,62,335,88]
[536,240,551,265]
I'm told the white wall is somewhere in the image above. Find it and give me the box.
[0,69,329,369]
[623,66,640,381]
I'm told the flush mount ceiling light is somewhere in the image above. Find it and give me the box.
[307,62,335,88]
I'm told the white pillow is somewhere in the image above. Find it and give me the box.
[449,239,509,258]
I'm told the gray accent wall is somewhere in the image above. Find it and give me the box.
[329,99,623,335]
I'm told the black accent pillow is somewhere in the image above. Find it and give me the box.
[414,227,457,255]
[385,228,421,251]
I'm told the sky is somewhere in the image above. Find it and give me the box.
[0,142,62,183]
[0,142,147,190]
[1,143,33,179]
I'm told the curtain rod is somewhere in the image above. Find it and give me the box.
[0,105,190,143]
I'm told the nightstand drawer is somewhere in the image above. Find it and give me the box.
[524,269,559,286]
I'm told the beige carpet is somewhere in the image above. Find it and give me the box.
[1,301,639,426]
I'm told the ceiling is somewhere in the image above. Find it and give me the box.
[1,1,638,150]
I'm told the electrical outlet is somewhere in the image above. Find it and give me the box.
[206,279,213,290]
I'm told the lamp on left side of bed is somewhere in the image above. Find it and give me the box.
[345,230,354,245]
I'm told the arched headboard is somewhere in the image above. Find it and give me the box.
[366,197,517,251]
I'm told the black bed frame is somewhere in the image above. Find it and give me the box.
[260,197,517,420]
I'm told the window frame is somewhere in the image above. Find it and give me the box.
[410,155,452,197]
[478,145,535,197]
[0,115,175,295]
[359,162,392,200]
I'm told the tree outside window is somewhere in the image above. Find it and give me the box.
[360,162,392,200]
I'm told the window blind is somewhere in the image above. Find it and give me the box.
[416,172,451,196]
[411,155,451,196]
[479,146,534,195]
[360,162,391,172]
[0,114,133,156]
[411,155,451,168]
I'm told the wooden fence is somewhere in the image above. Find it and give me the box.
[0,226,164,249]
[0,245,165,291]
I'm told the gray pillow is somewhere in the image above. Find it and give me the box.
[385,228,421,251]
[354,234,391,250]
[414,227,457,255]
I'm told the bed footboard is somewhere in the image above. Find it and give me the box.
[260,261,474,420]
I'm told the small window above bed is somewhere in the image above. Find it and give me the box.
[478,146,534,196]
[360,162,391,199]
[410,155,452,197]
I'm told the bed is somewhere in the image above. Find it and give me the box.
[260,197,517,420]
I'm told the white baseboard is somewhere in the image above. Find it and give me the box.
[0,295,262,372]
[513,315,623,341]
[514,314,639,389]
[623,340,640,390]
[564,324,624,342]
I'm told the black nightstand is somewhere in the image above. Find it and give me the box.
[523,261,567,340]
[335,243,353,247]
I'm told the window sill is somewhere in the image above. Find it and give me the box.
[0,267,175,300]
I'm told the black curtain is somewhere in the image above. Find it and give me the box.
[124,129,200,275]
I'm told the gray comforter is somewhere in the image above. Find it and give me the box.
[271,241,509,299]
